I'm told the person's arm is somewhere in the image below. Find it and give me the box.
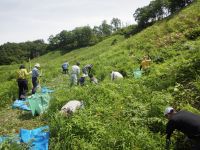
[24,69,30,76]
[165,120,175,149]
[77,67,80,75]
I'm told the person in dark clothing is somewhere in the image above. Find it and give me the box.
[164,107,200,150]
[78,74,87,86]
[17,65,30,100]
[82,64,93,76]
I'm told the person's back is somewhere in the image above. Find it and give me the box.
[17,68,29,79]
[82,64,93,75]
[71,65,80,75]
[111,71,123,80]
[165,107,200,149]
[62,62,69,69]
[32,67,39,78]
[167,110,200,139]
[17,65,30,99]
[70,62,80,86]
[62,62,69,74]
[60,100,84,115]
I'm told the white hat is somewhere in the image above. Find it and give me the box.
[164,107,174,115]
[35,63,40,68]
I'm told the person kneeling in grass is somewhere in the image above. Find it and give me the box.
[164,107,200,150]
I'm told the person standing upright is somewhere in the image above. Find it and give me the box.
[70,62,80,86]
[31,63,40,94]
[17,64,30,100]
[62,61,69,74]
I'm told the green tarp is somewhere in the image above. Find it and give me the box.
[28,93,51,116]
[133,68,143,79]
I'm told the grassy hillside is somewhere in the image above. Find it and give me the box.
[0,0,200,149]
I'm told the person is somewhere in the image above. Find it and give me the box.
[82,64,93,76]
[70,62,80,86]
[164,107,200,150]
[111,71,123,81]
[88,74,98,84]
[62,61,69,74]
[60,100,84,116]
[140,55,151,71]
[17,65,30,100]
[31,63,40,94]
[78,74,87,86]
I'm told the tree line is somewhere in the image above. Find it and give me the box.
[0,40,47,65]
[133,0,194,28]
[48,18,122,51]
[0,18,122,65]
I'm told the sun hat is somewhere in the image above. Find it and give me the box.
[35,63,40,68]
[164,107,174,116]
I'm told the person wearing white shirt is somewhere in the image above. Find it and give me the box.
[111,71,123,81]
[70,62,80,86]
[60,100,84,116]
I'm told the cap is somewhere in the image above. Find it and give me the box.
[35,63,40,68]
[164,107,174,116]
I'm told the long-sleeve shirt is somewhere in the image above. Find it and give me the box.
[17,69,29,79]
[140,59,151,70]
[62,62,69,69]
[166,110,200,140]
[61,100,83,113]
[82,64,92,74]
[111,71,123,80]
[71,65,80,75]
[32,67,40,78]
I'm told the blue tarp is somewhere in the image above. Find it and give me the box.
[20,126,49,150]
[0,134,20,144]
[0,126,49,150]
[12,100,31,111]
[41,87,54,94]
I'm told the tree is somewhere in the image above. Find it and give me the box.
[73,26,93,47]
[99,20,112,37]
[111,18,122,32]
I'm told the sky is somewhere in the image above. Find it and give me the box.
[0,0,151,45]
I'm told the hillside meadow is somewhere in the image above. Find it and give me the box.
[0,0,200,149]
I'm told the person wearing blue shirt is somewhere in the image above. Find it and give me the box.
[62,61,69,74]
[31,63,40,94]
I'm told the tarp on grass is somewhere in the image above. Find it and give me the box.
[20,126,49,150]
[133,68,143,79]
[12,100,31,111]
[41,87,54,94]
[0,134,20,144]
[28,93,51,116]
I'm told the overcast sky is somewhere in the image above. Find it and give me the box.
[0,0,151,45]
